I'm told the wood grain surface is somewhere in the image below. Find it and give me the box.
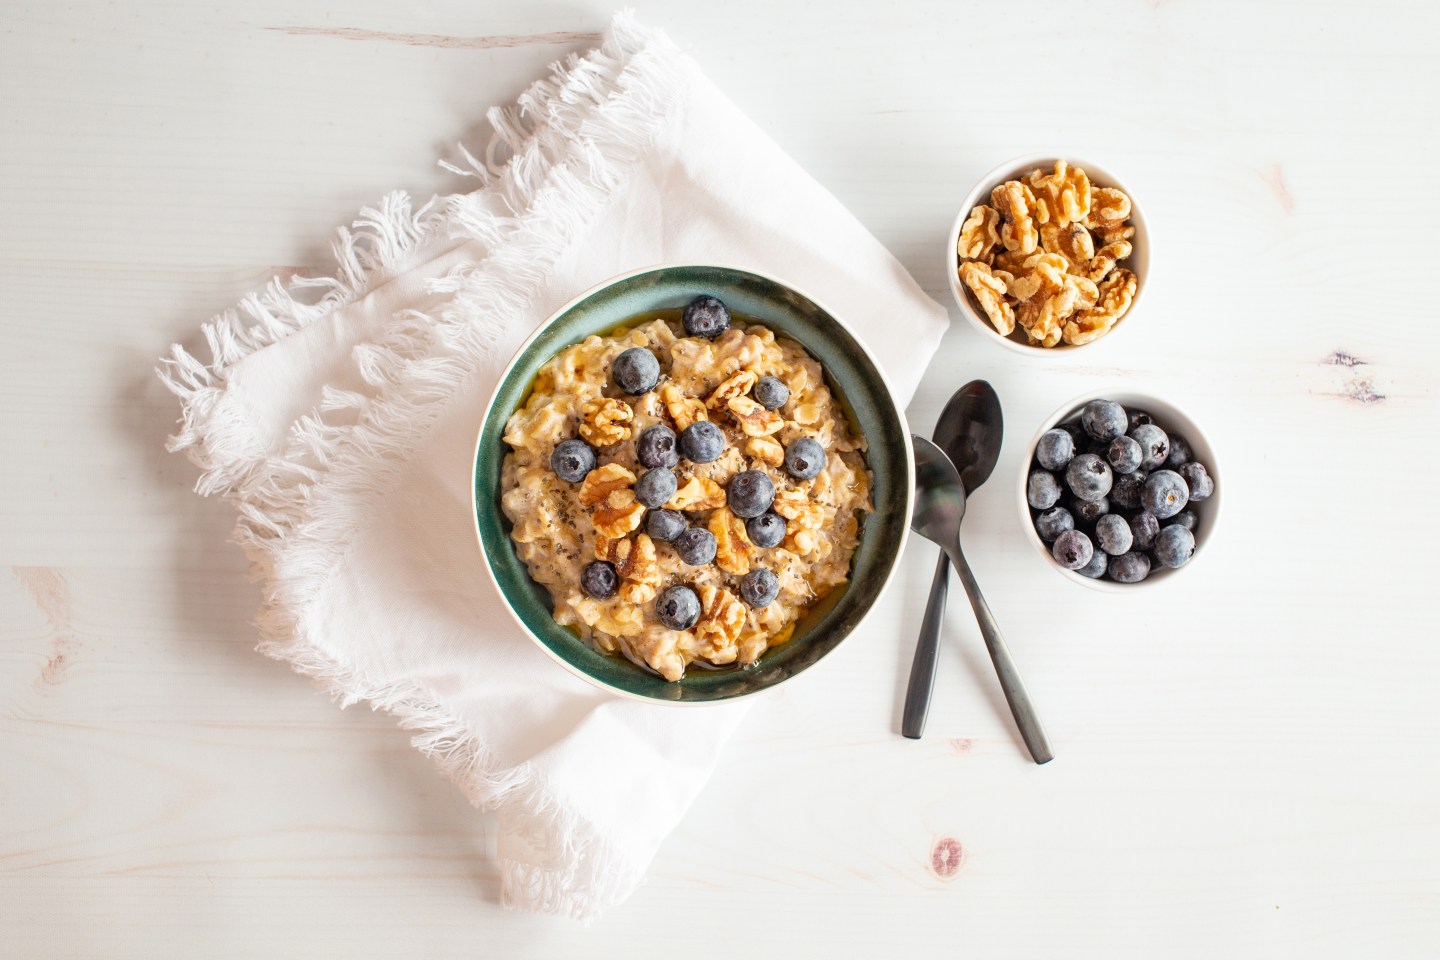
[2,1,1436,956]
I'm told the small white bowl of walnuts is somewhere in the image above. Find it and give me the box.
[946,155,1148,353]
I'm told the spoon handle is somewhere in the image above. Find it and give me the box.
[948,544,1054,765]
[901,550,951,739]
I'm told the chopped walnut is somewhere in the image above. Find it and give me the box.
[1041,220,1095,268]
[694,585,746,649]
[1085,239,1133,283]
[958,204,1002,261]
[1027,160,1091,226]
[708,507,755,576]
[746,436,785,467]
[784,526,818,555]
[1088,187,1131,223]
[579,396,633,447]
[1064,268,1137,345]
[705,370,757,411]
[991,180,1040,254]
[577,462,636,506]
[667,474,726,511]
[727,395,784,437]
[1017,279,1081,346]
[1008,252,1070,303]
[1093,220,1135,245]
[959,261,1016,336]
[660,383,708,432]
[773,489,825,530]
[596,533,661,604]
[591,488,645,539]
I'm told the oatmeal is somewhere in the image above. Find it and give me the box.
[500,295,872,681]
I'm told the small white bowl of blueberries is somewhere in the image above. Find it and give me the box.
[1018,393,1220,588]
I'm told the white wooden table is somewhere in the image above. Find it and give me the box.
[3,2,1437,955]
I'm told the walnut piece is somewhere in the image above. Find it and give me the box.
[1027,160,1091,226]
[694,585,745,649]
[1041,220,1095,268]
[746,436,785,467]
[706,370,757,411]
[1008,252,1070,303]
[578,462,635,506]
[1085,240,1133,283]
[596,533,661,603]
[1088,187,1131,223]
[1017,278,1081,346]
[1063,268,1137,346]
[579,396,633,447]
[958,204,1002,261]
[959,261,1015,336]
[772,489,825,530]
[667,474,726,511]
[727,395,784,437]
[708,507,755,576]
[591,488,645,539]
[991,180,1040,254]
[660,383,708,432]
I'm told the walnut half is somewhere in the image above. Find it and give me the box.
[578,462,635,506]
[709,506,755,576]
[579,396,633,447]
[597,533,661,603]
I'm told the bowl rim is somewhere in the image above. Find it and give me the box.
[1016,389,1222,592]
[470,261,916,704]
[946,153,1150,356]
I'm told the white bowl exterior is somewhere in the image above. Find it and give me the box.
[1017,391,1221,592]
[946,154,1150,356]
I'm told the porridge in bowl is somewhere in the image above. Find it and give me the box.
[500,295,872,681]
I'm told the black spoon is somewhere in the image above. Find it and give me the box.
[905,384,1052,763]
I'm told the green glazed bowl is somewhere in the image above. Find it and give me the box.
[472,264,913,704]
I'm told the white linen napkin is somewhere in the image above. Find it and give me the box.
[160,11,948,920]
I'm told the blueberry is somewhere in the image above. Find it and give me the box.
[1110,470,1148,511]
[682,295,731,339]
[1077,550,1109,579]
[635,467,677,508]
[1166,510,1198,532]
[655,584,701,630]
[1108,551,1152,583]
[1060,420,1088,451]
[645,508,686,543]
[1035,428,1075,471]
[727,470,775,518]
[1028,470,1062,510]
[679,420,726,463]
[636,425,679,469]
[1034,506,1075,542]
[1065,453,1113,502]
[1179,462,1214,502]
[1165,434,1193,470]
[753,376,790,410]
[612,347,660,394]
[1095,514,1133,556]
[784,437,826,480]
[580,561,617,600]
[747,511,787,548]
[1142,469,1189,519]
[1153,525,1196,568]
[739,568,780,607]
[1129,423,1170,471]
[1106,436,1143,474]
[1127,410,1154,434]
[674,527,717,566]
[1130,512,1160,550]
[1052,530,1094,570]
[1081,399,1128,442]
[550,439,596,483]
[1071,495,1110,526]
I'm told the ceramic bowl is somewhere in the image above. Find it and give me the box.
[946,154,1150,355]
[1018,391,1221,591]
[472,264,913,703]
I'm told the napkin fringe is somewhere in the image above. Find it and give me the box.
[160,10,680,921]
